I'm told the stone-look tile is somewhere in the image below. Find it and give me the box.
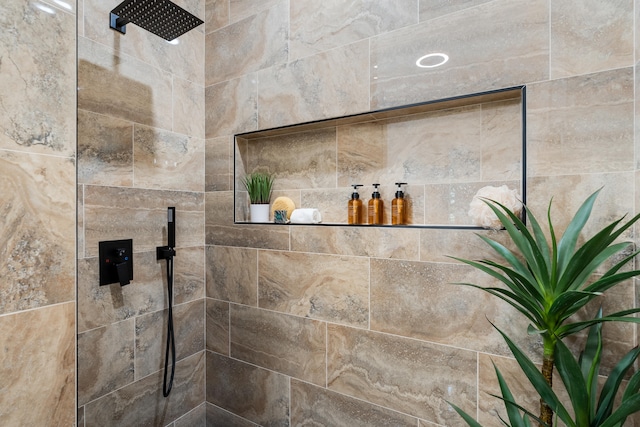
[229,0,283,24]
[291,226,420,259]
[205,0,229,33]
[78,184,85,256]
[136,300,205,379]
[370,259,539,358]
[205,74,258,138]
[0,0,76,156]
[290,0,417,60]
[78,406,85,427]
[0,303,75,426]
[206,352,289,426]
[205,2,288,86]
[550,0,634,78]
[258,40,370,129]
[77,0,84,35]
[420,228,514,264]
[175,246,206,305]
[230,305,327,385]
[174,77,206,139]
[205,191,290,249]
[0,151,75,315]
[206,246,257,305]
[133,124,205,192]
[258,251,369,327]
[480,99,523,182]
[291,380,418,426]
[371,0,548,109]
[78,109,133,186]
[206,299,230,355]
[206,403,258,426]
[327,324,477,425]
[83,186,204,257]
[206,136,232,191]
[637,63,640,172]
[245,128,338,190]
[176,402,206,427]
[78,318,135,406]
[41,0,76,13]
[419,0,492,20]
[85,352,206,427]
[298,188,347,224]
[528,69,634,177]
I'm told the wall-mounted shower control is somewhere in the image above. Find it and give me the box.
[99,239,133,286]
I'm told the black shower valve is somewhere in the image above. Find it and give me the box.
[99,239,133,286]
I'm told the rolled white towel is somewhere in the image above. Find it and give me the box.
[289,208,322,224]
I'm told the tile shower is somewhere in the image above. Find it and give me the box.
[0,0,639,426]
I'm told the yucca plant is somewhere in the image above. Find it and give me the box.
[242,172,274,204]
[450,189,640,425]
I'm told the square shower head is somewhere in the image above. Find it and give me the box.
[110,0,203,41]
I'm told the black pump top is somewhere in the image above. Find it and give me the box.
[394,182,407,198]
[351,184,363,200]
[371,183,381,199]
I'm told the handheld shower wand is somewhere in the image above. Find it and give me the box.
[157,207,176,397]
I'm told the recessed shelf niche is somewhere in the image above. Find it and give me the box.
[234,85,526,229]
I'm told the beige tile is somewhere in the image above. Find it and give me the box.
[85,352,205,427]
[528,69,634,177]
[205,2,288,85]
[0,0,76,157]
[206,352,289,426]
[0,303,75,426]
[419,0,492,20]
[205,0,229,33]
[258,40,370,129]
[229,0,283,24]
[327,324,477,424]
[291,379,418,426]
[206,136,232,191]
[371,0,548,109]
[420,228,514,264]
[206,246,257,305]
[0,151,75,315]
[206,299,230,355]
[550,0,634,78]
[175,402,206,427]
[230,305,327,385]
[78,318,135,405]
[481,99,523,182]
[205,74,258,138]
[258,251,369,327]
[300,188,357,224]
[133,124,205,192]
[41,0,76,13]
[78,109,133,186]
[174,76,206,139]
[290,0,417,60]
[636,63,640,171]
[78,184,85,262]
[291,225,420,260]
[174,246,206,305]
[206,403,257,426]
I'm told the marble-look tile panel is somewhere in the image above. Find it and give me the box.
[205,191,290,250]
[77,0,84,35]
[550,0,634,79]
[229,0,283,24]
[205,0,229,33]
[206,403,258,426]
[245,128,338,190]
[291,380,418,427]
[136,299,205,379]
[78,406,85,427]
[0,303,75,426]
[637,64,640,172]
[206,136,232,191]
[258,40,370,129]
[78,37,173,129]
[291,225,420,259]
[0,151,75,315]
[174,76,206,140]
[206,352,289,426]
[205,2,288,86]
[206,298,230,355]
[0,0,76,156]
[371,0,548,109]
[78,318,135,406]
[84,185,204,257]
[327,324,477,425]
[258,251,369,327]
[205,74,258,138]
[176,402,206,427]
[289,0,417,60]
[133,124,205,192]
[175,246,206,305]
[528,68,634,177]
[370,259,539,358]
[78,184,85,256]
[206,246,257,305]
[85,351,205,427]
[299,188,347,224]
[78,109,133,186]
[480,99,523,181]
[230,304,327,385]
[420,228,514,264]
[42,0,76,13]
[419,0,492,20]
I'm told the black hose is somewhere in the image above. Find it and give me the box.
[162,256,176,397]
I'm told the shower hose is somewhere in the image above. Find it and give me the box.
[163,255,176,397]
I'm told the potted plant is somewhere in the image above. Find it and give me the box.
[449,189,640,426]
[242,171,274,222]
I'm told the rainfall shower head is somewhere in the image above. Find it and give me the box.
[110,0,203,41]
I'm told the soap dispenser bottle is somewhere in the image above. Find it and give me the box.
[368,183,383,225]
[392,182,408,225]
[348,184,363,224]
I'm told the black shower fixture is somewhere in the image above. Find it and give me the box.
[110,0,204,41]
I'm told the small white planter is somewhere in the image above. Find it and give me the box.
[250,204,270,223]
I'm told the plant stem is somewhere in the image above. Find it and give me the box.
[540,337,555,427]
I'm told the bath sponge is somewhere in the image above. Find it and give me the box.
[271,196,296,220]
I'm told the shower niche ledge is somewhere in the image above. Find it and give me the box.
[234,85,526,229]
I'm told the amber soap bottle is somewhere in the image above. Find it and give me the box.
[367,183,383,225]
[348,184,363,224]
[392,182,407,225]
